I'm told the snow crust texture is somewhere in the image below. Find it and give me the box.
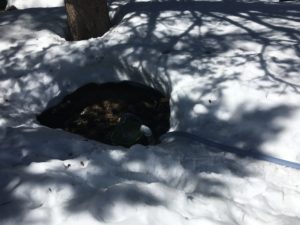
[0,0,300,224]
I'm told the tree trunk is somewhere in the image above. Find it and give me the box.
[65,0,110,41]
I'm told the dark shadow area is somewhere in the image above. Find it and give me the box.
[37,81,170,147]
[0,0,7,11]
[110,0,300,93]
[172,90,296,151]
[105,0,300,154]
[0,124,254,223]
[0,7,67,39]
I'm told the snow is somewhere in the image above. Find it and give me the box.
[1,0,300,224]
[6,0,64,9]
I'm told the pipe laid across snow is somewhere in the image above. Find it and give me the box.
[160,131,300,170]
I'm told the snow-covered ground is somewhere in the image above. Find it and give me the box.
[1,0,300,224]
[5,0,64,9]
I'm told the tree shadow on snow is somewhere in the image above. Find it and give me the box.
[0,0,300,223]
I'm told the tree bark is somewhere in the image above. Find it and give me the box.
[65,0,110,41]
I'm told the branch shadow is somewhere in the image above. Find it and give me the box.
[0,0,300,223]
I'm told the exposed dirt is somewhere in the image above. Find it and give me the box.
[37,81,170,147]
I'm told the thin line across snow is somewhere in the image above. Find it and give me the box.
[160,131,300,170]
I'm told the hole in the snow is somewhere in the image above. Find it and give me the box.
[0,0,7,11]
[37,81,170,147]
